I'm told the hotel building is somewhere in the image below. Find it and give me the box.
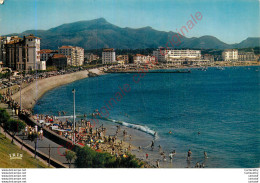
[222,49,238,61]
[153,49,202,65]
[238,52,257,61]
[133,54,155,64]
[102,48,116,64]
[0,35,45,71]
[58,46,84,66]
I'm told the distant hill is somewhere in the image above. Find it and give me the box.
[5,18,260,50]
[233,37,260,48]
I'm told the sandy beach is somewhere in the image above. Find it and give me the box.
[8,67,156,167]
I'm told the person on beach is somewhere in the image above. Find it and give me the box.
[39,128,43,140]
[187,149,192,160]
[128,144,131,151]
[138,146,141,152]
[158,145,162,152]
[163,155,166,161]
[195,162,200,168]
[129,134,132,141]
[146,153,148,160]
[156,160,160,168]
[151,140,154,150]
[24,126,28,136]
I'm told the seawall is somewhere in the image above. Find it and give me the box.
[12,68,102,110]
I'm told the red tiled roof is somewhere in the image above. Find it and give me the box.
[59,46,73,49]
[53,54,67,59]
[38,49,54,54]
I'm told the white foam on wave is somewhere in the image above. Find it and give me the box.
[109,119,158,137]
[68,114,158,138]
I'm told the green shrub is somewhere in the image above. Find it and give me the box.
[75,146,143,168]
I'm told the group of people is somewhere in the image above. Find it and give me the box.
[148,140,208,168]
[24,124,43,141]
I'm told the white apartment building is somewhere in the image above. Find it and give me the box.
[222,49,238,61]
[153,49,201,63]
[58,46,84,66]
[133,54,156,64]
[25,35,41,70]
[102,48,116,64]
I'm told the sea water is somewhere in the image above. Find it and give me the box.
[34,66,260,168]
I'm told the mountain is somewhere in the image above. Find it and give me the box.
[232,37,260,48]
[5,18,260,50]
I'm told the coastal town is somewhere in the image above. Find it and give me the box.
[0,33,259,169]
[0,34,259,84]
[0,0,259,182]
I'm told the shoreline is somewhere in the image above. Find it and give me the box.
[11,68,103,110]
[7,64,260,168]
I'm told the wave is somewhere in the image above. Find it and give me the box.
[108,118,157,138]
[67,114,158,138]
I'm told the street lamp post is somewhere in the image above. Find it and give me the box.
[19,85,22,112]
[72,89,76,144]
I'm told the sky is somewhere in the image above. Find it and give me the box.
[0,0,259,44]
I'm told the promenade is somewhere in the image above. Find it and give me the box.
[0,103,72,168]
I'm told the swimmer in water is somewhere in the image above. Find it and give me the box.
[204,151,208,159]
[169,153,173,162]
[187,149,192,160]
[169,131,172,134]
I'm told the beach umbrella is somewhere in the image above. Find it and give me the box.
[78,142,84,146]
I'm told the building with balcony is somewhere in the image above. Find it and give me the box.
[133,54,155,64]
[153,49,201,65]
[58,46,84,66]
[222,49,238,61]
[238,52,257,61]
[0,34,44,71]
[102,48,116,64]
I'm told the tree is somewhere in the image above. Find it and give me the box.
[0,108,10,138]
[114,153,143,168]
[64,150,76,168]
[0,108,10,124]
[75,146,142,168]
[6,119,26,143]
[75,146,97,168]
